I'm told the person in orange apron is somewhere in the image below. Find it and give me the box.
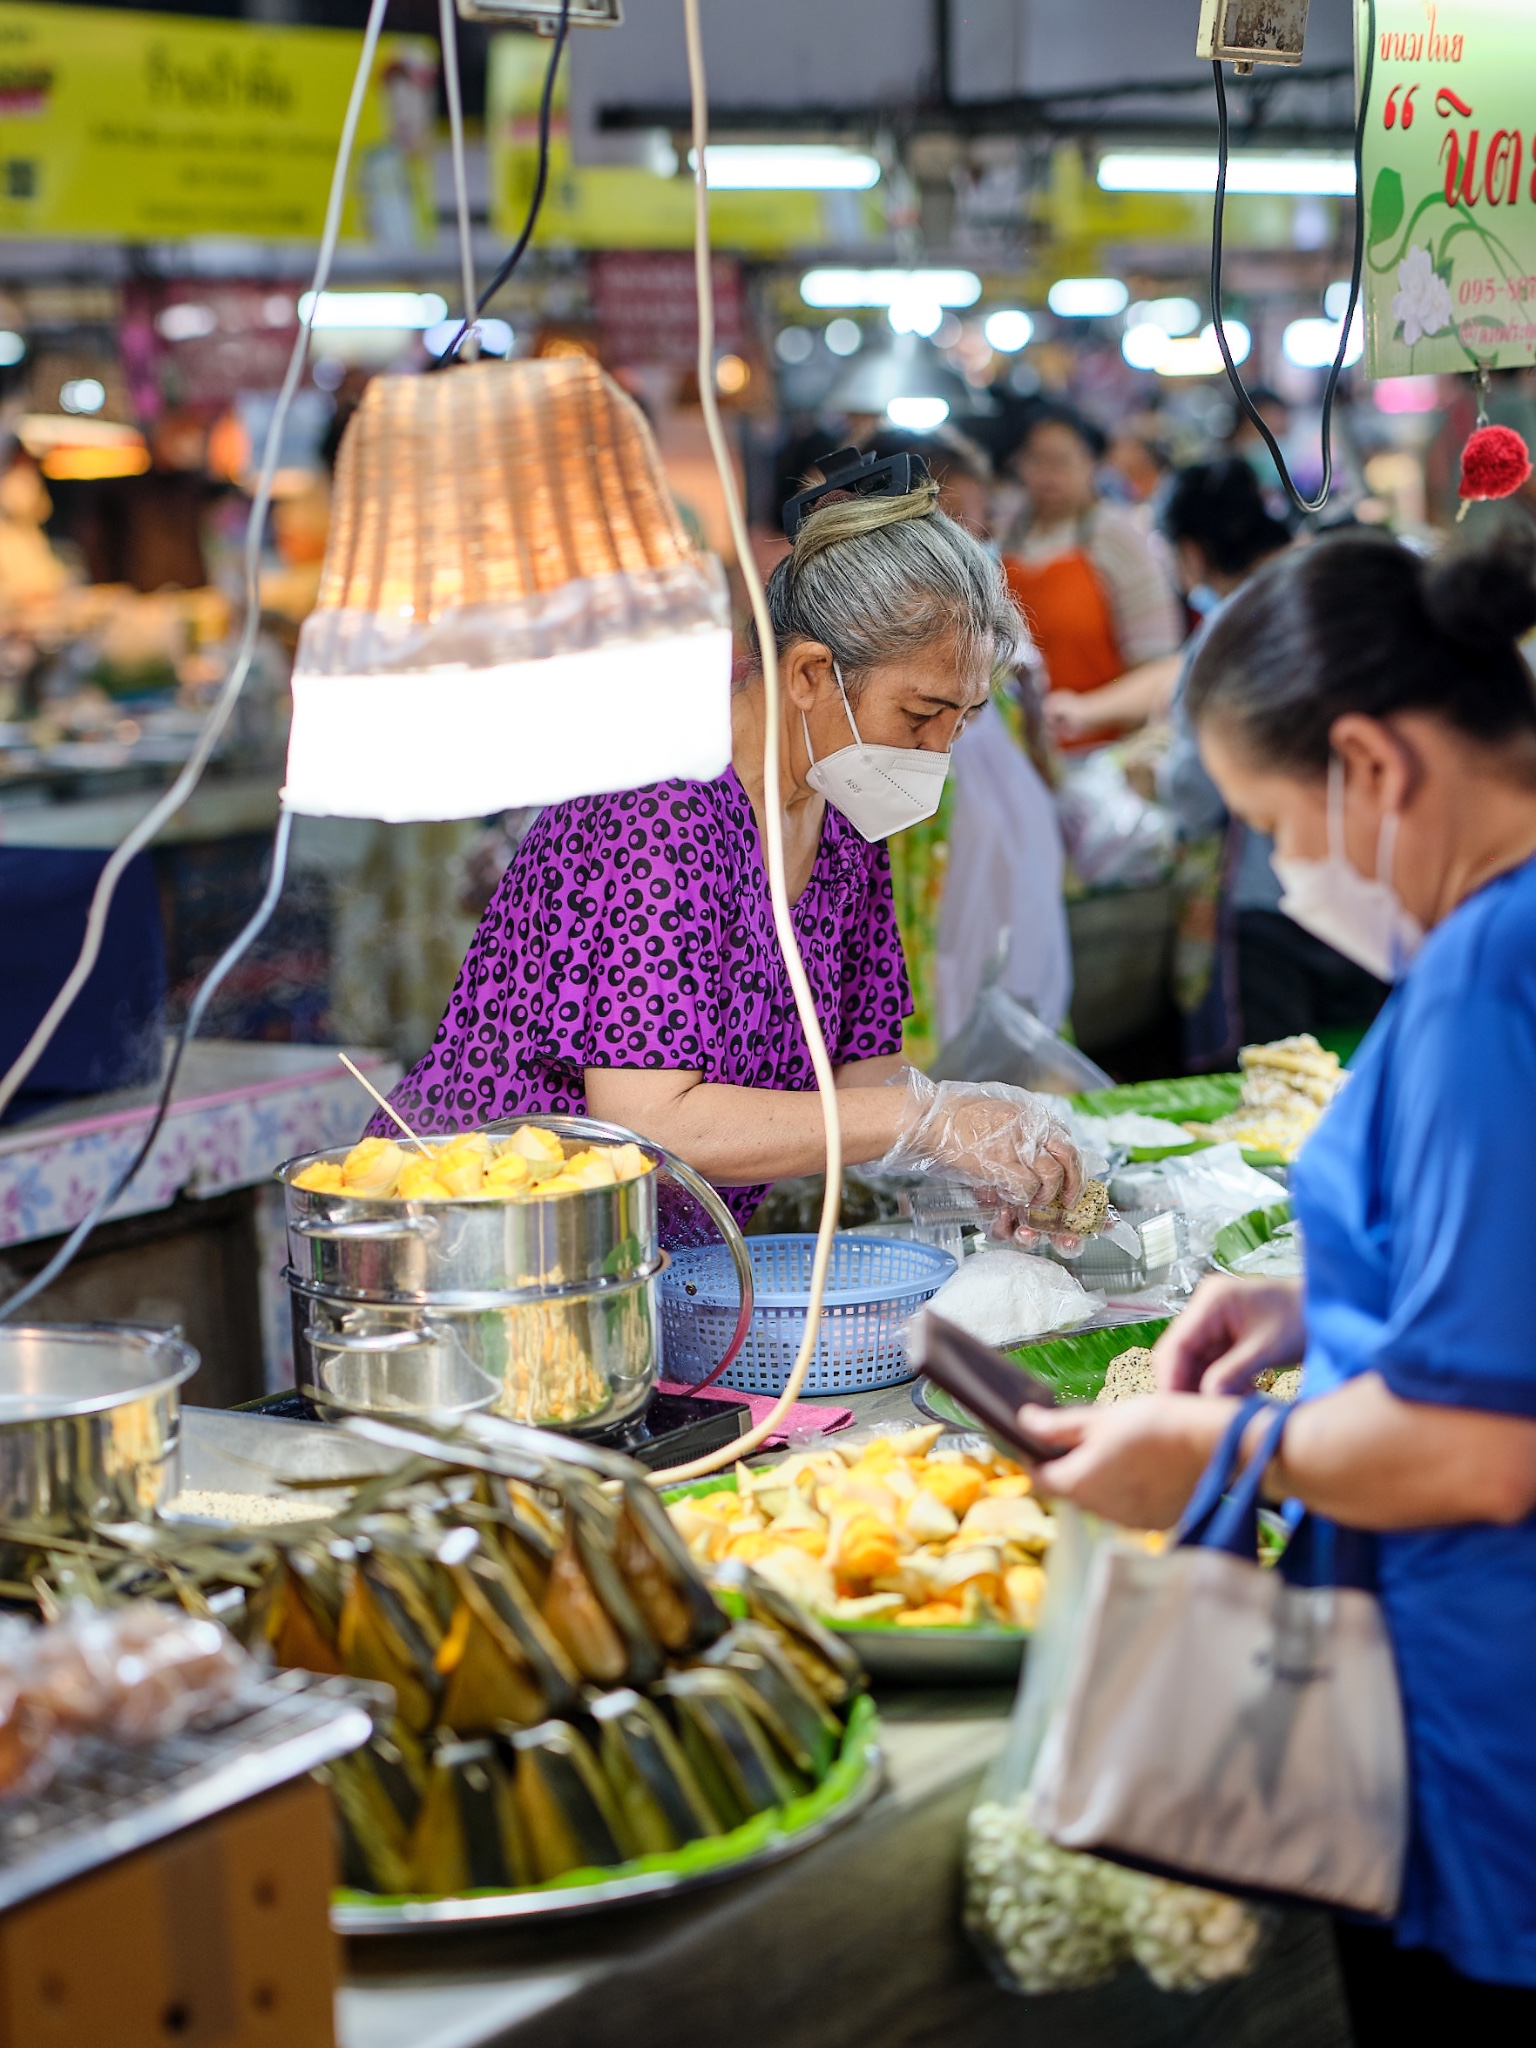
[1002,404,1183,750]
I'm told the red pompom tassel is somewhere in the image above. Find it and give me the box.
[1458,423,1532,513]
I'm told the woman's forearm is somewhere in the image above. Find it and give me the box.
[1257,1372,1536,1529]
[583,1067,908,1184]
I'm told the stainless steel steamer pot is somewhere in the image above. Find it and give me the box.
[0,1324,198,1532]
[280,1114,753,1431]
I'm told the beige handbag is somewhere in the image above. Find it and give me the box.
[1028,1398,1409,1917]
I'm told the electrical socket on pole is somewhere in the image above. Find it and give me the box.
[1196,0,1311,72]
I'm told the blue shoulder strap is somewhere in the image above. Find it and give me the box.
[1174,1395,1280,1551]
[1174,1393,1380,1589]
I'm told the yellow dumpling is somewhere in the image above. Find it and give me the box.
[293,1161,345,1194]
[501,1125,564,1166]
[434,1145,487,1197]
[396,1156,453,1200]
[606,1143,652,1182]
[340,1137,407,1197]
[484,1152,532,1192]
[561,1150,617,1187]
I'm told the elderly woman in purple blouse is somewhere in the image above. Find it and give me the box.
[376,462,1083,1235]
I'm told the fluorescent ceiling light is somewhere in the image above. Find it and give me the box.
[824,318,862,356]
[1123,320,1249,376]
[886,395,950,430]
[983,309,1034,352]
[690,145,880,191]
[889,298,943,338]
[1283,310,1363,369]
[775,326,813,364]
[1098,152,1357,196]
[1127,296,1201,337]
[1323,280,1355,321]
[801,268,981,310]
[1047,277,1128,318]
[0,331,23,367]
[299,291,448,330]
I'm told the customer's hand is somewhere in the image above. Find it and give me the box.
[1027,1394,1237,1529]
[1153,1275,1306,1394]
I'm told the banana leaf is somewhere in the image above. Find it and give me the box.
[334,1693,878,1909]
[1067,1073,1288,1165]
[1067,1075,1244,1122]
[919,1317,1174,1426]
[1212,1201,1295,1276]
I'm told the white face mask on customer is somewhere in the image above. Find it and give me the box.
[802,662,951,843]
[1270,757,1425,983]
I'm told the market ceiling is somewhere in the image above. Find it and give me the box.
[69,0,1359,146]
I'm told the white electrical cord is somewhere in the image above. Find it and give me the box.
[0,0,391,1125]
[653,0,845,1485]
[438,0,478,342]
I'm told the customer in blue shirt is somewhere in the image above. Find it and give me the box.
[1024,524,1536,2041]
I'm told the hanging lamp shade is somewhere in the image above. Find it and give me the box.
[282,356,732,821]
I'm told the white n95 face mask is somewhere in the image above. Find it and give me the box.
[802,662,951,842]
[1271,758,1425,983]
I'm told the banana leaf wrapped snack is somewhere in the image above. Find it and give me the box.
[227,1418,872,1904]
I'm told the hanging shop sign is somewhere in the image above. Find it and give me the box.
[487,35,883,254]
[1362,0,1536,375]
[0,5,435,244]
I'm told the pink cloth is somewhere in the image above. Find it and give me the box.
[656,1379,853,1448]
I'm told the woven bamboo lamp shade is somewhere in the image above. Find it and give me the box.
[283,355,731,821]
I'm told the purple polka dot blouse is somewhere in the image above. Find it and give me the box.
[374,766,912,1230]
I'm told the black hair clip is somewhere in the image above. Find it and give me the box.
[781,446,930,541]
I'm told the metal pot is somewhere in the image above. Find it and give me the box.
[279,1115,752,1430]
[0,1323,198,1535]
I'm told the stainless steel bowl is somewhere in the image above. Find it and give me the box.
[291,1267,661,1434]
[280,1114,670,1305]
[0,1324,198,1533]
[280,1114,753,1428]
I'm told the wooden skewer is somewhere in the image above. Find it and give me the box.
[337,1052,430,1153]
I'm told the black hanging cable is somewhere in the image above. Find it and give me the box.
[442,0,573,363]
[0,810,295,1323]
[1209,0,1375,518]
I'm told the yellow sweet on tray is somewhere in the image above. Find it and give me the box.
[665,1427,1054,1633]
[294,1126,654,1202]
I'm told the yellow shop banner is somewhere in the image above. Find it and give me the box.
[0,4,436,243]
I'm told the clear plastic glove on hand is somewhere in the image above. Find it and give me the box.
[877,1073,1091,1250]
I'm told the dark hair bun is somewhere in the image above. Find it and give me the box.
[1422,523,1536,652]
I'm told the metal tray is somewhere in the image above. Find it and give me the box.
[0,1671,377,1916]
[332,1720,884,1933]
[836,1627,1025,1686]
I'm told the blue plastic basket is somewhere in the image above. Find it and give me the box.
[661,1233,957,1397]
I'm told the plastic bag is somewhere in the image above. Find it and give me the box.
[930,938,1111,1097]
[1152,1144,1289,1275]
[964,1506,1271,1997]
[925,1248,1102,1347]
[25,1602,250,1744]
[1056,751,1178,891]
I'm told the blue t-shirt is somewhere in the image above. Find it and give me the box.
[1290,850,1536,1987]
